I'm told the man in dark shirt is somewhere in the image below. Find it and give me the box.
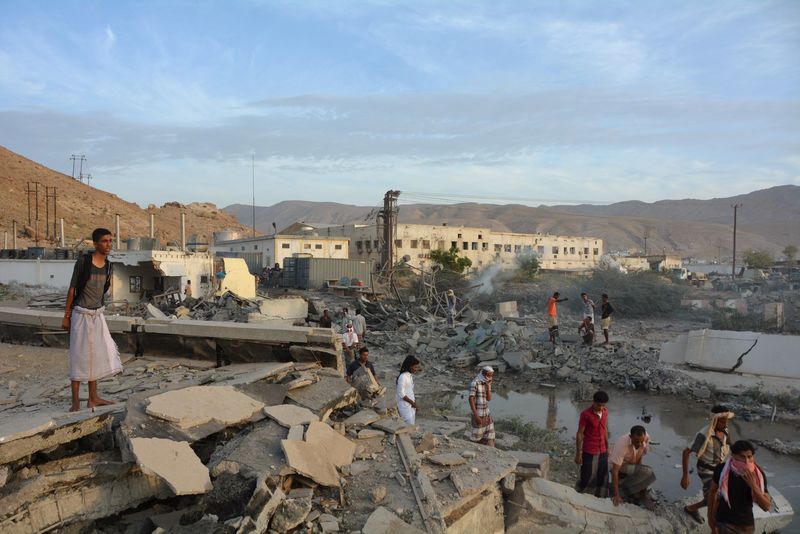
[600,293,615,344]
[346,347,380,386]
[575,390,609,496]
[319,309,332,328]
[708,440,770,534]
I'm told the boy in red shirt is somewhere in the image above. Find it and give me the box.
[575,390,610,497]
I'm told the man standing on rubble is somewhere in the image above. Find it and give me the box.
[600,293,614,344]
[547,291,568,346]
[341,322,359,363]
[353,309,367,343]
[346,346,381,385]
[580,292,595,324]
[575,391,609,497]
[183,279,192,300]
[445,289,457,327]
[61,228,123,412]
[610,425,656,509]
[469,366,495,447]
[681,405,735,524]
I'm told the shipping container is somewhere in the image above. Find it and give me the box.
[280,257,372,289]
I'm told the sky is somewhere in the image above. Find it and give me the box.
[0,0,798,209]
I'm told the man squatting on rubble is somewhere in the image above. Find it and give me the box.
[575,391,609,497]
[579,316,595,345]
[62,228,123,412]
[469,366,495,447]
[610,425,656,508]
[708,439,771,534]
[600,293,615,344]
[547,292,568,346]
[681,405,735,524]
[396,355,421,425]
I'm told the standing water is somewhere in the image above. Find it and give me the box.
[452,386,799,529]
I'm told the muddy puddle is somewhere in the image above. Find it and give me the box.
[451,385,800,528]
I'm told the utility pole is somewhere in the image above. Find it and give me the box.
[251,153,256,238]
[70,154,86,180]
[380,190,400,269]
[731,203,742,280]
[642,227,650,257]
[85,174,93,186]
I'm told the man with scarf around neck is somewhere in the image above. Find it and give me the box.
[708,440,770,534]
[681,405,735,524]
[469,366,495,447]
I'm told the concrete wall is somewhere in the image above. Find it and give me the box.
[660,329,800,379]
[212,235,349,270]
[0,259,74,288]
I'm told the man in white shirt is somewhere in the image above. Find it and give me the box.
[610,425,656,509]
[341,323,359,363]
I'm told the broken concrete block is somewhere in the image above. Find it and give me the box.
[286,375,358,420]
[145,385,265,429]
[370,418,415,435]
[129,437,212,495]
[281,440,340,487]
[502,351,532,371]
[506,450,550,479]
[287,425,305,441]
[361,507,425,534]
[350,366,383,400]
[496,301,519,318]
[357,428,385,439]
[305,421,356,468]
[263,404,319,428]
[415,432,439,453]
[343,409,380,428]
[370,485,387,504]
[427,453,467,467]
[270,490,312,532]
[147,303,169,319]
[208,420,287,481]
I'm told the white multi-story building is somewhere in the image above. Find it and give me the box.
[210,230,350,272]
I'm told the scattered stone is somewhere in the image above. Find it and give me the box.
[145,385,264,429]
[371,418,415,435]
[415,432,439,453]
[305,421,356,468]
[270,490,312,532]
[370,485,387,504]
[501,351,532,371]
[129,437,212,495]
[358,428,385,439]
[287,424,305,441]
[281,440,340,487]
[361,506,425,534]
[427,453,466,467]
[343,409,380,427]
[263,404,319,428]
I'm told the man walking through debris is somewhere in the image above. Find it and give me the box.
[581,292,595,324]
[396,355,421,425]
[610,425,656,509]
[469,366,495,447]
[575,391,609,497]
[707,440,771,534]
[681,405,735,524]
[579,316,595,345]
[547,291,568,346]
[445,288,458,327]
[341,322,359,363]
[601,293,615,344]
[319,309,332,328]
[270,263,282,288]
[183,279,192,300]
[353,309,367,342]
[61,228,123,412]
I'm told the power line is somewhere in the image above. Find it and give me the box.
[401,191,613,206]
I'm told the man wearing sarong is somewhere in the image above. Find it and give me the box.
[681,405,735,524]
[469,366,495,447]
[610,425,656,509]
[575,391,609,497]
[62,228,122,412]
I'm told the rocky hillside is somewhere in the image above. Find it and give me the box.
[0,146,252,248]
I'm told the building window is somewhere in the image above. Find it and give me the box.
[514,245,522,253]
[552,246,559,254]
[315,244,322,249]
[304,244,311,250]
[129,275,142,293]
[463,242,468,250]
[395,239,403,248]
[504,244,512,253]
[563,247,568,255]
[494,244,502,252]
[356,240,363,249]
[410,240,418,249]
[422,240,430,249]
[254,245,258,251]
[452,241,458,250]
[200,275,209,284]
[482,243,488,251]
[593,248,599,255]
[478,234,483,239]
[538,246,545,255]
[471,242,478,250]
[437,240,445,250]
[230,247,234,251]
[569,247,575,254]
[335,244,343,250]
[282,243,290,249]
[583,247,589,255]
[241,246,246,251]
[457,233,462,238]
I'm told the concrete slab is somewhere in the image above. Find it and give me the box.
[263,404,319,427]
[281,439,340,487]
[305,421,356,468]
[234,381,288,407]
[145,385,265,429]
[414,418,467,437]
[208,419,287,480]
[427,453,466,467]
[357,429,385,439]
[501,351,531,371]
[286,374,358,419]
[287,425,305,441]
[129,437,212,495]
[505,450,550,479]
[361,506,425,534]
[370,418,415,435]
[343,409,380,428]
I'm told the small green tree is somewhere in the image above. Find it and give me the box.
[518,255,541,279]
[429,246,472,274]
[743,249,774,269]
[783,244,798,262]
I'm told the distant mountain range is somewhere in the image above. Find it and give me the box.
[226,185,800,260]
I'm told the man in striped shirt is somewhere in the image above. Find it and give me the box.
[469,366,495,447]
